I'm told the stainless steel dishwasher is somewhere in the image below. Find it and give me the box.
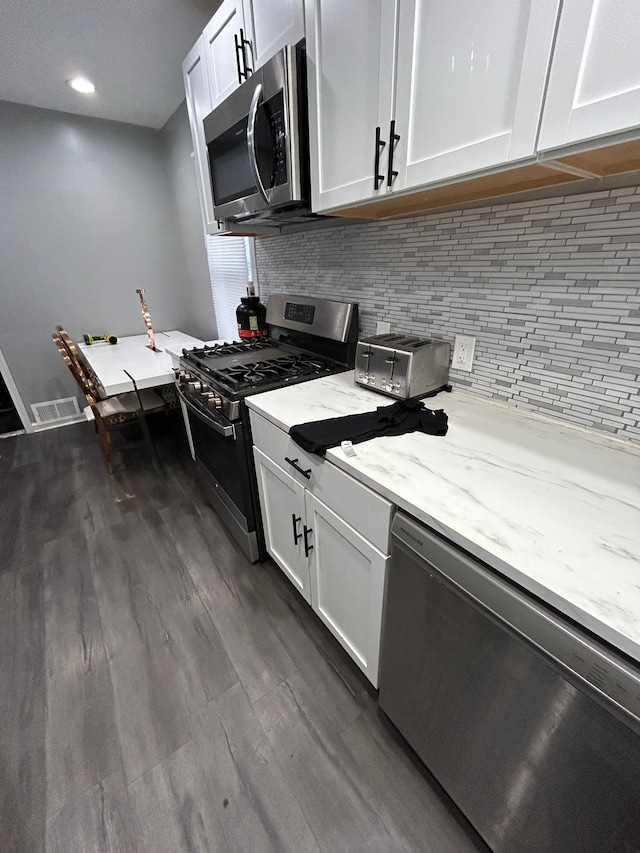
[378,510,640,853]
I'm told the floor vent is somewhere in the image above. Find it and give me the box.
[31,397,81,425]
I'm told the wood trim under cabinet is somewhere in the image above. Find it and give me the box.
[544,138,640,179]
[326,163,583,220]
[326,138,640,222]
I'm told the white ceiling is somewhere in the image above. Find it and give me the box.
[0,0,222,129]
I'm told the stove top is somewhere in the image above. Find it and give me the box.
[179,338,345,410]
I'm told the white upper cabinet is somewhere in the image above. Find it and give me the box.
[202,0,248,111]
[393,0,560,192]
[306,0,560,213]
[202,0,304,113]
[182,37,218,234]
[242,0,305,72]
[538,0,640,151]
[305,0,398,212]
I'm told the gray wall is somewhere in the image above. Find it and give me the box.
[256,183,640,441]
[0,100,199,420]
[161,102,217,342]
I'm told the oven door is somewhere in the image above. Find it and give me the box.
[177,388,262,563]
[203,42,306,222]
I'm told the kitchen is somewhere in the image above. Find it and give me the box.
[1,1,640,851]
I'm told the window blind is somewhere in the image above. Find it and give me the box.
[205,235,256,340]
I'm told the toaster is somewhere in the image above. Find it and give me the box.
[354,333,451,399]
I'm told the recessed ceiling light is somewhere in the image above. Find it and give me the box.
[66,77,96,94]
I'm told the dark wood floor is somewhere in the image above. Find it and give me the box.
[0,415,488,853]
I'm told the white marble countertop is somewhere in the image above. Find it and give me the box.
[246,371,640,662]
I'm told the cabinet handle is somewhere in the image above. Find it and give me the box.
[234,32,244,83]
[292,513,303,545]
[387,120,400,187]
[374,126,386,190]
[234,32,245,83]
[248,83,269,203]
[240,28,253,77]
[284,456,311,480]
[303,525,313,557]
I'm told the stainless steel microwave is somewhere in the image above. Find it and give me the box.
[203,42,317,226]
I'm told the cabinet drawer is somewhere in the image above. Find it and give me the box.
[250,411,392,554]
[318,463,391,555]
[250,411,325,489]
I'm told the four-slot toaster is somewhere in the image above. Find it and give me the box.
[354,333,451,399]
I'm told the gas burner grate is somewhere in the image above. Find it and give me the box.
[184,339,275,360]
[210,353,338,391]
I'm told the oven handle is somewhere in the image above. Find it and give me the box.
[247,82,269,204]
[176,386,236,439]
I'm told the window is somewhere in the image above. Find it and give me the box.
[205,236,257,340]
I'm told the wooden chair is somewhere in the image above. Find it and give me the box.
[55,325,103,398]
[52,331,167,474]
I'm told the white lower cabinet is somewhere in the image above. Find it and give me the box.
[252,440,391,687]
[305,492,389,686]
[254,447,311,601]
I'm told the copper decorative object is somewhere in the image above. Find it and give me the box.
[136,289,161,351]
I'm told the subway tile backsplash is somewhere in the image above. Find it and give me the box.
[255,184,640,441]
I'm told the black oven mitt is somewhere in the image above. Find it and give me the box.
[288,398,448,457]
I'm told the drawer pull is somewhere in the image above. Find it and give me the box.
[285,456,311,480]
[292,513,303,545]
[303,525,313,557]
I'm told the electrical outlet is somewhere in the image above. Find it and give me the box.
[453,335,476,372]
[376,321,391,334]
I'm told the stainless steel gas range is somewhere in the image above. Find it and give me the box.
[175,294,358,562]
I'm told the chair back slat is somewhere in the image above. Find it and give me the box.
[54,326,101,399]
[52,332,98,404]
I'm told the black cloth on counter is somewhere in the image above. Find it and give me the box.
[288,398,448,457]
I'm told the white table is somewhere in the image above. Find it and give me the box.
[78,330,205,396]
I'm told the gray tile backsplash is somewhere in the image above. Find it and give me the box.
[255,185,640,441]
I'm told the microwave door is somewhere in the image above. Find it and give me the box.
[207,116,264,221]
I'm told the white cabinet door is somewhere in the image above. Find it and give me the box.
[305,0,398,212]
[538,0,640,151]
[242,0,305,72]
[203,0,247,111]
[305,492,389,687]
[393,0,560,191]
[253,448,310,602]
[182,37,218,234]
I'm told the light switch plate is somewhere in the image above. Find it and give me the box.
[376,321,391,334]
[453,335,476,372]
